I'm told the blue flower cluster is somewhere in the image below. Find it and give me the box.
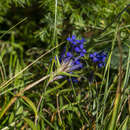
[67,35,86,57]
[51,36,107,84]
[89,52,107,68]
[57,35,86,83]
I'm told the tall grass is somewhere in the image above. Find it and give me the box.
[0,1,129,129]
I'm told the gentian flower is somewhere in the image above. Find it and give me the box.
[67,35,77,45]
[89,51,107,68]
[51,35,86,83]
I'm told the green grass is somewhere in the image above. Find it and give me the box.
[0,0,129,129]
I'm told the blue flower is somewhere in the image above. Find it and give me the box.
[75,47,81,52]
[68,36,86,57]
[98,62,105,68]
[89,51,107,68]
[66,52,73,57]
[89,52,99,62]
[54,35,86,83]
[67,35,77,45]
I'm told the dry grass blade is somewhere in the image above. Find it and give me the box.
[0,42,64,90]
[0,74,50,119]
[109,28,123,130]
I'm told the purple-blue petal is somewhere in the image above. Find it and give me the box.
[98,63,104,68]
[67,37,71,41]
[66,52,73,57]
[79,43,84,49]
[93,52,97,56]
[81,38,86,42]
[72,78,78,83]
[89,54,94,58]
[80,52,84,57]
[93,57,99,62]
[69,63,83,71]
[82,49,86,53]
[75,60,80,65]
[72,35,76,40]
[75,47,81,52]
[72,41,77,45]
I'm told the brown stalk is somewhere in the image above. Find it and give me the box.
[109,28,123,130]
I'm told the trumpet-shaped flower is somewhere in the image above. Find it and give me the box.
[89,51,107,68]
[53,35,86,83]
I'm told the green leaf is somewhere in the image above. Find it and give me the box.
[9,112,14,124]
[16,106,23,115]
[23,117,37,130]
[59,72,79,77]
[111,45,129,69]
[121,116,129,130]
[45,80,67,95]
[118,116,129,130]
[21,96,38,119]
